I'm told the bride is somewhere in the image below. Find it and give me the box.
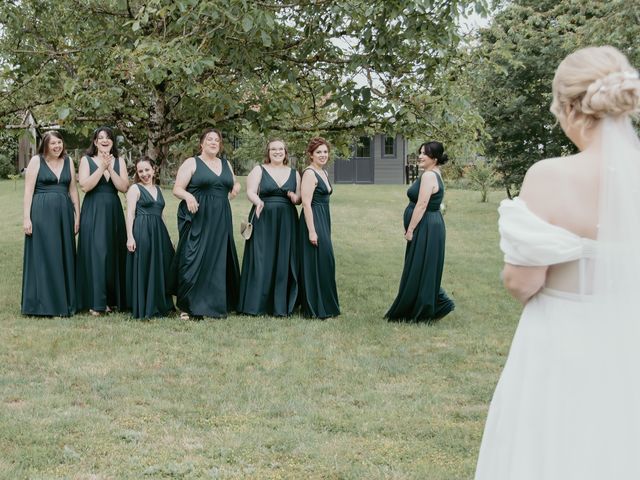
[475,46,640,479]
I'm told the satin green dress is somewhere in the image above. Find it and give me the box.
[126,185,175,319]
[76,156,128,312]
[237,166,299,316]
[299,168,340,319]
[174,157,240,317]
[21,155,76,316]
[386,172,455,322]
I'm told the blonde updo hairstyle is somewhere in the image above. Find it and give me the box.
[551,46,640,132]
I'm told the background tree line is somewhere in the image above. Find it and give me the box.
[1,0,638,191]
[0,0,486,174]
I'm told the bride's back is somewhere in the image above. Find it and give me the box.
[520,152,602,292]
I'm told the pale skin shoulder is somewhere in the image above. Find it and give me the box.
[501,157,567,304]
[67,156,81,234]
[22,155,41,235]
[246,165,264,217]
[404,170,439,242]
[227,160,241,200]
[287,170,302,205]
[125,184,141,252]
[301,168,319,246]
[173,157,199,213]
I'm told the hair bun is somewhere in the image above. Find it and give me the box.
[582,70,640,118]
[439,153,449,165]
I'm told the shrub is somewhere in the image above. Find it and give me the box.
[467,161,498,202]
[0,154,17,179]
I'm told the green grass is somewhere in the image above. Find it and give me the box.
[0,179,520,479]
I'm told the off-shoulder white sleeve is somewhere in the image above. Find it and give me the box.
[498,198,585,267]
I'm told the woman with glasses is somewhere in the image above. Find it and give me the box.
[237,139,301,316]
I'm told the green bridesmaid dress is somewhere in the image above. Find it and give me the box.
[21,155,76,316]
[299,168,340,319]
[174,157,240,317]
[126,185,175,319]
[386,172,455,322]
[237,166,299,316]
[76,155,128,312]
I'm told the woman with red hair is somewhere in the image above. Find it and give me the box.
[298,137,340,319]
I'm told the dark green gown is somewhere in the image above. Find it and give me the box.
[237,166,299,316]
[386,172,455,322]
[21,155,76,316]
[299,168,340,319]
[174,157,240,317]
[76,156,128,312]
[126,185,175,319]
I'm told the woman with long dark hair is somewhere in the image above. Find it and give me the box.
[385,141,455,322]
[76,126,128,315]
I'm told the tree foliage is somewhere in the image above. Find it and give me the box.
[0,0,487,167]
[471,0,640,197]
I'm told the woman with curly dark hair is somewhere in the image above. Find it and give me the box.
[386,141,455,322]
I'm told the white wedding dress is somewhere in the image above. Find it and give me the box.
[475,195,640,479]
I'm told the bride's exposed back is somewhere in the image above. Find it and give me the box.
[476,46,640,480]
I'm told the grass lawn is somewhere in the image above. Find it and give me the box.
[0,178,520,479]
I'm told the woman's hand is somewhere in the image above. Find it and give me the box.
[185,193,199,214]
[24,218,32,236]
[255,200,264,219]
[404,230,413,242]
[127,238,136,252]
[308,231,318,246]
[98,151,112,171]
[229,182,241,200]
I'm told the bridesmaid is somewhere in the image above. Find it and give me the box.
[172,128,241,319]
[386,141,455,322]
[237,139,301,316]
[22,131,80,316]
[76,126,129,315]
[298,137,340,319]
[125,157,175,319]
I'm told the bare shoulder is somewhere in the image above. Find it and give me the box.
[179,156,197,172]
[421,170,438,181]
[520,155,576,218]
[301,168,317,180]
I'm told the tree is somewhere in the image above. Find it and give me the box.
[471,0,640,197]
[0,0,488,168]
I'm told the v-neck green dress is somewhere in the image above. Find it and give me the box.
[76,155,128,312]
[126,185,175,319]
[298,168,340,319]
[21,155,76,316]
[386,172,455,321]
[173,157,240,317]
[237,166,299,316]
